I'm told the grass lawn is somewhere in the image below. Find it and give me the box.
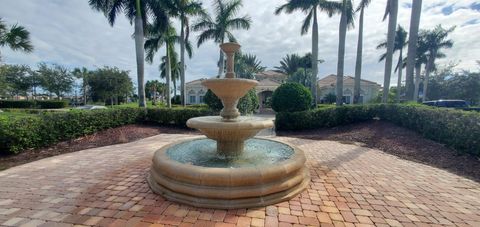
[0,111,37,121]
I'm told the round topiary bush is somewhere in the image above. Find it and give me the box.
[204,89,259,115]
[271,83,312,112]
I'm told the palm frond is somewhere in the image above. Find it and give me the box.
[383,0,390,21]
[196,29,217,47]
[226,16,251,30]
[2,24,33,52]
[356,0,371,12]
[301,9,314,35]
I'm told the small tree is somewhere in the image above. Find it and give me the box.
[88,66,133,105]
[37,63,74,99]
[0,64,32,99]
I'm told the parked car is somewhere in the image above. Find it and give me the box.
[422,100,480,111]
[75,105,108,110]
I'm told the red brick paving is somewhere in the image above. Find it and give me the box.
[0,134,479,226]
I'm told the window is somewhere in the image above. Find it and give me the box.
[199,95,205,103]
[359,96,364,104]
[189,95,196,104]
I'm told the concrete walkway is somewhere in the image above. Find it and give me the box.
[0,134,479,227]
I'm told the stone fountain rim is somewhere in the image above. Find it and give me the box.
[201,78,258,86]
[186,116,274,130]
[151,137,306,186]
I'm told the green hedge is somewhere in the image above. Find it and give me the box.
[36,100,68,109]
[276,104,480,156]
[276,105,377,130]
[377,105,480,155]
[0,100,68,109]
[0,100,35,108]
[145,107,213,127]
[0,107,212,154]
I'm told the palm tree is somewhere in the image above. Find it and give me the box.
[235,53,265,79]
[145,17,180,108]
[275,53,321,76]
[377,25,408,102]
[381,0,398,103]
[422,25,454,102]
[160,51,181,98]
[72,67,92,105]
[353,0,371,104]
[335,0,354,106]
[0,18,33,61]
[165,0,204,106]
[405,0,423,100]
[88,0,161,108]
[275,54,305,75]
[193,0,251,77]
[411,33,432,101]
[275,0,340,104]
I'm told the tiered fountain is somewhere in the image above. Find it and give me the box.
[147,42,310,209]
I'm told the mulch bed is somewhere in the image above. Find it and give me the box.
[278,120,480,182]
[1,121,478,182]
[0,124,199,171]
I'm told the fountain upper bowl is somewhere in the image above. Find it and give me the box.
[202,78,258,100]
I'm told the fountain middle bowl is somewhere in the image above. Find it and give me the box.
[147,137,310,209]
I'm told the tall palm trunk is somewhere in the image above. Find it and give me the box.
[353,7,364,104]
[180,19,186,106]
[166,48,172,108]
[405,0,422,100]
[422,51,435,102]
[336,8,347,106]
[413,64,421,101]
[173,79,177,97]
[311,8,319,105]
[134,0,146,108]
[382,0,398,103]
[395,49,403,102]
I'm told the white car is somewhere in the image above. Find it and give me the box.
[75,105,108,110]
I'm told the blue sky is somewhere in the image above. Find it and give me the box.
[1,0,479,88]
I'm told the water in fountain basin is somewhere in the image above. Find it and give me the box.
[166,138,294,168]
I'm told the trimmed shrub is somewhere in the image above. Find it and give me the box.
[0,107,212,154]
[276,105,377,130]
[0,100,35,108]
[0,108,144,154]
[271,83,312,112]
[204,89,259,115]
[145,107,213,127]
[36,100,68,109]
[276,104,480,156]
[377,104,480,156]
[204,89,223,111]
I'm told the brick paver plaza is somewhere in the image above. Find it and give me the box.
[0,134,479,227]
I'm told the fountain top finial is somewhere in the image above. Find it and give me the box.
[220,42,241,79]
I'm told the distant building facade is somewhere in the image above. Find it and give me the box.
[185,70,287,108]
[317,75,381,104]
[185,72,381,106]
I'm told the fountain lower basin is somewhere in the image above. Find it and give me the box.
[147,138,310,209]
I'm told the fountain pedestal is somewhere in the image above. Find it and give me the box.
[147,42,310,209]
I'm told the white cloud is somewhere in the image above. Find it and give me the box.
[0,0,479,88]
